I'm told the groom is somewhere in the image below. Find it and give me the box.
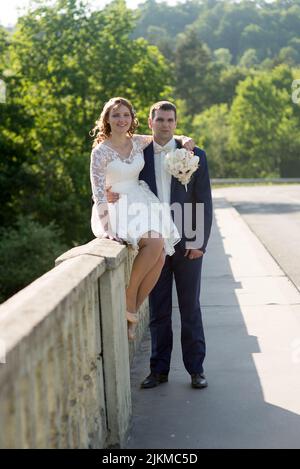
[139,101,213,389]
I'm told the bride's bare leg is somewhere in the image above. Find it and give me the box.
[135,251,165,311]
[126,232,164,315]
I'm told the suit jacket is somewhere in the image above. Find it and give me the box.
[139,139,213,252]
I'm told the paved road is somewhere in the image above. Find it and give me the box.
[213,185,300,292]
[126,193,300,449]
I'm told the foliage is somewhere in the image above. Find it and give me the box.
[0,215,67,303]
[192,103,231,177]
[188,64,300,178]
[174,28,222,115]
[134,0,300,66]
[1,0,171,247]
[1,0,300,301]
[0,0,172,299]
[228,65,300,177]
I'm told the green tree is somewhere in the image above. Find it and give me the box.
[218,66,248,105]
[239,49,259,68]
[145,25,174,59]
[133,0,300,67]
[213,48,232,67]
[1,0,172,300]
[0,26,37,229]
[229,66,300,177]
[174,28,221,115]
[4,0,170,246]
[240,24,265,55]
[0,27,8,72]
[278,47,298,66]
[0,215,67,303]
[192,103,231,177]
[133,0,204,44]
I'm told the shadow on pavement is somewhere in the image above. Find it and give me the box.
[126,198,300,449]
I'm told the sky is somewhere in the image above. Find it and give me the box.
[0,0,180,27]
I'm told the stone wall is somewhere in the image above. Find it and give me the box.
[0,238,149,448]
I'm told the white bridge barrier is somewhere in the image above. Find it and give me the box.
[0,238,148,448]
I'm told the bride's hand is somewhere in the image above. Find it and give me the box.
[103,229,123,243]
[184,249,203,259]
[105,233,123,243]
[103,221,123,243]
[181,136,195,152]
[106,186,120,203]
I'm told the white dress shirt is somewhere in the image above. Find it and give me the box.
[153,138,176,205]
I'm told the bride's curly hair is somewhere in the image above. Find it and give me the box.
[90,97,139,148]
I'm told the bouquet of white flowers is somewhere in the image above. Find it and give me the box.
[165,148,199,191]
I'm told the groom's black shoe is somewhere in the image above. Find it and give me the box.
[140,372,168,389]
[191,373,208,389]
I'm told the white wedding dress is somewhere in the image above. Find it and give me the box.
[90,135,180,256]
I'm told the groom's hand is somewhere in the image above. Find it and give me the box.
[181,136,195,152]
[184,249,204,260]
[106,186,120,203]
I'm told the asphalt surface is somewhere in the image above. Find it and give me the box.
[214,185,300,292]
[125,187,300,449]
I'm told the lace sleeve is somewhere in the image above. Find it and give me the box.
[90,144,107,205]
[90,145,115,235]
[132,134,153,151]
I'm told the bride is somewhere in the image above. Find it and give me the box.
[90,97,193,339]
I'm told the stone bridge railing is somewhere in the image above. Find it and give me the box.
[0,238,148,448]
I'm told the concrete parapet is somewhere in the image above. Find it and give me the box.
[0,238,149,448]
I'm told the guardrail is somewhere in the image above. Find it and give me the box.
[211,178,300,184]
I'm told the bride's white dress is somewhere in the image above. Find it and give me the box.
[90,135,180,256]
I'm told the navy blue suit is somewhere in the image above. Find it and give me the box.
[139,140,213,375]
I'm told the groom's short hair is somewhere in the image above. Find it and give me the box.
[150,101,177,120]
